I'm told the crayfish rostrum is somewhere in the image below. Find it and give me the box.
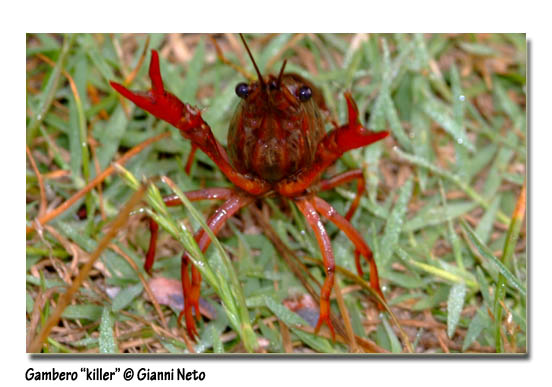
[110,34,389,341]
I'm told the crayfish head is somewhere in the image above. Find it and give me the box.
[227,72,327,183]
[234,72,319,115]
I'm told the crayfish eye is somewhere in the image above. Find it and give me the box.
[297,86,312,102]
[235,82,250,99]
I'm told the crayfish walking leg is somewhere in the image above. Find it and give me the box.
[177,193,254,338]
[295,197,336,339]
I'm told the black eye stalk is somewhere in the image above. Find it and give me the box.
[235,82,250,99]
[297,86,312,102]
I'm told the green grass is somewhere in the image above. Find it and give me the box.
[26,33,526,354]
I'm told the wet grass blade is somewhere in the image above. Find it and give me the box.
[62,304,103,321]
[27,34,74,144]
[381,314,402,353]
[462,306,489,351]
[180,37,205,104]
[450,64,469,182]
[422,96,475,152]
[379,178,413,270]
[404,201,477,232]
[493,182,526,352]
[475,197,501,244]
[264,296,337,353]
[99,307,118,353]
[111,283,143,312]
[460,219,526,298]
[447,282,467,338]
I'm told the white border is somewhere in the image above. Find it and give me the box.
[12,1,551,386]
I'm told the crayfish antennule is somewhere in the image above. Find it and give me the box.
[239,33,266,89]
[276,59,288,89]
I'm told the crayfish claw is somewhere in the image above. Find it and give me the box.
[334,92,389,152]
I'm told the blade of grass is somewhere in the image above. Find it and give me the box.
[439,179,465,271]
[460,219,526,298]
[447,282,467,338]
[180,37,205,104]
[410,104,432,190]
[76,34,116,84]
[475,196,501,244]
[26,145,47,216]
[450,64,469,182]
[99,307,118,353]
[111,283,143,312]
[381,313,402,353]
[407,258,478,289]
[264,296,337,353]
[422,96,475,152]
[405,201,477,233]
[462,306,489,351]
[27,34,75,144]
[379,178,413,270]
[493,181,526,352]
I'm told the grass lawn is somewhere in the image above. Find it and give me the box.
[26,33,526,354]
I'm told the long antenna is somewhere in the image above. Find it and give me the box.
[276,59,288,89]
[239,33,266,89]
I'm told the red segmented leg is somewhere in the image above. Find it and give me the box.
[180,255,197,337]
[319,169,365,221]
[184,144,198,175]
[144,188,234,274]
[295,197,336,340]
[145,217,159,274]
[178,257,203,338]
[110,51,270,196]
[177,193,254,339]
[353,250,363,277]
[320,169,366,276]
[312,196,385,307]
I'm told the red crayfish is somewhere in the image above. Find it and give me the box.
[110,34,389,341]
